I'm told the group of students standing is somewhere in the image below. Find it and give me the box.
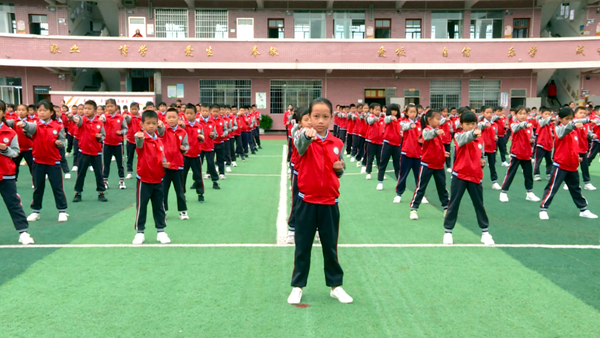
[0,99,264,245]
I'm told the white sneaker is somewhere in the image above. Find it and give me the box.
[64,173,71,180]
[443,233,453,245]
[205,174,210,179]
[580,210,599,219]
[539,211,549,220]
[27,213,40,222]
[132,233,145,245]
[20,160,26,166]
[383,175,387,180]
[287,168,291,174]
[179,211,189,220]
[58,212,68,222]
[45,175,48,179]
[232,161,237,167]
[443,209,447,217]
[19,232,34,245]
[447,168,452,173]
[126,173,133,180]
[219,174,226,180]
[226,166,232,173]
[584,183,597,191]
[287,287,302,305]
[356,161,361,167]
[360,167,366,174]
[65,152,72,158]
[330,287,353,304]
[563,184,569,190]
[501,161,509,167]
[111,156,116,162]
[119,181,126,189]
[346,154,351,158]
[526,192,540,202]
[481,232,495,245]
[499,192,509,202]
[376,183,383,191]
[365,174,371,180]
[315,232,320,243]
[104,182,109,190]
[393,196,401,203]
[422,197,429,204]
[157,232,171,244]
[90,167,94,172]
[491,182,502,190]
[409,210,418,220]
[533,175,541,182]
[286,231,295,245]
[350,157,355,163]
[71,166,78,172]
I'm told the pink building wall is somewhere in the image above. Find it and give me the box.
[0,66,71,104]
[13,0,68,36]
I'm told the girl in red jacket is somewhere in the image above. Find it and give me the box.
[288,97,352,306]
[394,104,424,204]
[0,100,34,244]
[409,109,449,220]
[8,104,34,181]
[17,100,69,223]
[539,108,597,220]
[533,108,555,181]
[443,111,494,245]
[376,104,402,190]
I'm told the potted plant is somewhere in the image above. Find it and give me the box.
[260,114,273,134]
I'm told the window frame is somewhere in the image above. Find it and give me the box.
[155,8,189,39]
[512,18,530,38]
[405,18,422,39]
[375,19,391,38]
[268,18,285,39]
[195,9,228,39]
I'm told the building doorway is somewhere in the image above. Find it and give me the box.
[365,89,386,106]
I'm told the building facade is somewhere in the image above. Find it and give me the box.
[1,0,600,130]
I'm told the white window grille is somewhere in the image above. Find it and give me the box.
[196,10,228,38]
[469,80,501,108]
[155,8,188,38]
[430,80,462,109]
[270,80,322,114]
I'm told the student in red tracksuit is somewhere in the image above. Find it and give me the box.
[350,103,363,161]
[210,104,229,179]
[539,107,598,220]
[181,104,206,202]
[358,104,370,167]
[573,107,597,190]
[100,99,128,190]
[333,105,340,137]
[443,111,494,245]
[587,105,600,164]
[479,106,501,190]
[288,97,353,306]
[493,106,509,167]
[499,106,540,203]
[132,110,172,245]
[439,107,452,171]
[17,100,69,223]
[345,104,356,156]
[124,102,142,179]
[364,103,384,180]
[158,108,189,220]
[235,107,248,161]
[376,104,401,190]
[198,105,220,189]
[70,100,107,203]
[251,105,262,150]
[0,100,34,245]
[285,106,295,164]
[394,104,423,204]
[7,104,34,181]
[409,109,449,220]
[70,104,84,171]
[533,108,555,181]
[223,107,235,172]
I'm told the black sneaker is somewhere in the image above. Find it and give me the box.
[258,145,263,149]
[198,194,204,203]
[98,193,108,202]
[251,151,256,155]
[73,193,82,203]
[212,182,220,190]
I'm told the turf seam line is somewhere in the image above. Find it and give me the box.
[276,144,289,246]
[3,244,600,249]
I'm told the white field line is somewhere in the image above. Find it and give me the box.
[276,144,289,245]
[226,174,280,177]
[1,243,600,249]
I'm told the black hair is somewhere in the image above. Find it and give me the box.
[388,103,401,116]
[141,110,158,123]
[145,101,154,107]
[416,105,423,110]
[309,97,333,115]
[169,103,177,108]
[0,100,6,124]
[595,105,600,111]
[210,104,220,110]
[357,103,363,109]
[85,100,97,110]
[130,102,140,108]
[575,106,587,114]
[558,107,574,119]
[158,102,167,107]
[460,111,477,124]
[185,103,197,113]
[514,106,527,114]
[176,99,182,103]
[540,107,552,113]
[450,107,456,111]
[531,107,537,110]
[28,104,35,110]
[294,108,310,123]
[166,107,179,115]
[493,106,503,112]
[106,98,117,106]
[349,104,356,108]
[457,107,468,116]
[481,105,492,113]
[123,105,128,109]
[421,108,440,127]
[62,105,69,111]
[369,102,381,109]
[405,104,417,115]
[36,100,57,120]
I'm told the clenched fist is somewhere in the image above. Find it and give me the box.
[333,160,344,172]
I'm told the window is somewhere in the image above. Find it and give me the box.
[196,10,228,38]
[430,80,461,109]
[333,11,365,39]
[513,19,529,38]
[431,12,462,39]
[268,19,284,39]
[270,80,322,114]
[199,80,251,107]
[294,11,326,39]
[510,88,527,108]
[404,89,420,105]
[469,80,501,108]
[0,3,15,34]
[405,19,421,39]
[470,11,502,39]
[0,77,22,104]
[375,19,391,38]
[34,86,51,103]
[155,8,188,38]
[365,89,386,98]
[29,14,48,35]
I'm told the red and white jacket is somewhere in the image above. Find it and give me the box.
[452,130,485,184]
[366,114,385,145]
[125,114,142,145]
[535,117,555,152]
[183,119,204,158]
[7,117,34,151]
[102,113,128,146]
[197,116,217,152]
[420,125,446,170]
[401,118,422,158]
[158,125,189,170]
[383,116,401,147]
[22,119,65,166]
[509,121,534,160]
[0,122,19,180]
[72,115,105,156]
[553,122,580,172]
[135,131,166,184]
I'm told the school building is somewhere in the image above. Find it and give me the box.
[1,0,600,129]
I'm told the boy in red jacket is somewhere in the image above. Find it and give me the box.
[99,99,128,190]
[124,102,142,179]
[533,108,555,181]
[158,108,189,220]
[479,106,501,190]
[181,104,206,202]
[133,110,171,245]
[443,111,494,245]
[364,103,384,180]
